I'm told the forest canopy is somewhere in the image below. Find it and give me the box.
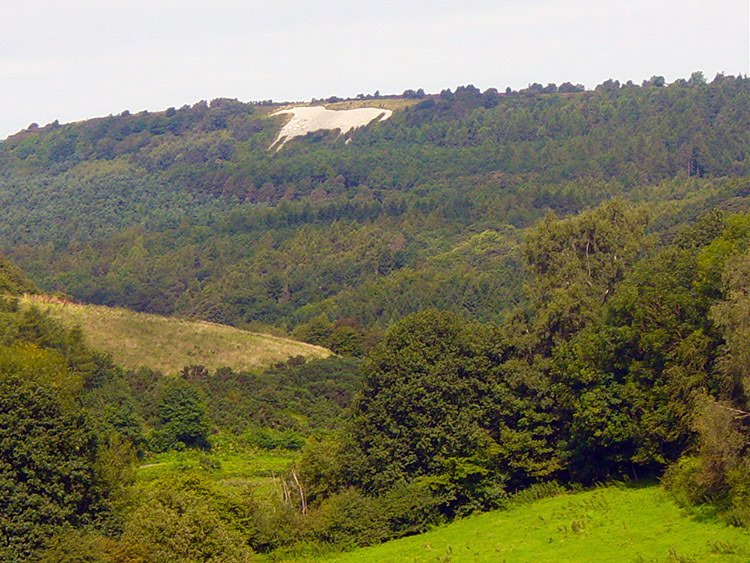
[0,74,747,336]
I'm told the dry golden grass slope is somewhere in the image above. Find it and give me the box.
[21,295,331,375]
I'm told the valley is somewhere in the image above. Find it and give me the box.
[0,74,747,562]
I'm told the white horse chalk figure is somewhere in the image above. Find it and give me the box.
[269,106,393,151]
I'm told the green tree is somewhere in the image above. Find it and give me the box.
[555,244,718,480]
[346,310,513,513]
[553,215,749,482]
[292,313,334,348]
[0,345,108,561]
[522,199,651,350]
[666,216,750,525]
[121,475,253,562]
[0,254,37,295]
[153,380,210,450]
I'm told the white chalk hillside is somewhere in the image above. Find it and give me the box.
[269,105,393,150]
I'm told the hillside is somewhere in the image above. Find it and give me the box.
[21,295,330,374]
[270,105,394,150]
[307,484,749,563]
[1,75,747,335]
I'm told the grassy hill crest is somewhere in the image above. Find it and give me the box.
[21,295,331,374]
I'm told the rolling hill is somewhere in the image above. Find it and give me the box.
[20,294,331,374]
[0,74,748,562]
[1,75,747,334]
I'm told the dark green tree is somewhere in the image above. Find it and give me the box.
[0,345,108,561]
[552,215,749,482]
[346,310,514,513]
[663,214,750,525]
[522,199,651,351]
[153,380,210,450]
[0,253,37,295]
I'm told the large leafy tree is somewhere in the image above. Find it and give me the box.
[554,246,718,480]
[0,344,107,561]
[552,213,748,482]
[663,215,750,524]
[349,310,499,493]
[0,294,129,561]
[346,310,560,513]
[491,199,653,482]
[522,199,651,350]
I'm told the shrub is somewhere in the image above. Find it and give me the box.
[40,530,152,563]
[307,481,443,548]
[121,476,254,562]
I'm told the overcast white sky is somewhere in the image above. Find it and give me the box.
[1,0,748,140]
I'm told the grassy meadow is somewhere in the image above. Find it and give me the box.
[136,447,299,500]
[21,295,330,375]
[299,484,749,563]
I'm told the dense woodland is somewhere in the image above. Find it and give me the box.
[1,73,747,337]
[0,73,749,561]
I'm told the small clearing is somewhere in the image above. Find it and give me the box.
[269,105,392,150]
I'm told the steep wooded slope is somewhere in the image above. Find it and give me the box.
[0,75,747,333]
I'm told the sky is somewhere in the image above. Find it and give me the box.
[1,0,748,140]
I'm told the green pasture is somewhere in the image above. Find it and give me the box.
[304,484,748,563]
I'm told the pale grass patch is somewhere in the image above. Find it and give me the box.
[324,98,420,111]
[21,295,330,375]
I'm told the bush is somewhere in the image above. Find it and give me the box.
[663,396,750,527]
[121,475,254,562]
[662,456,706,506]
[243,497,303,553]
[725,461,750,527]
[299,434,348,504]
[308,481,443,548]
[40,530,152,563]
[377,481,445,537]
[664,455,750,527]
[309,488,387,548]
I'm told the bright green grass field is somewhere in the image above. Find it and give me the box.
[316,485,748,563]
